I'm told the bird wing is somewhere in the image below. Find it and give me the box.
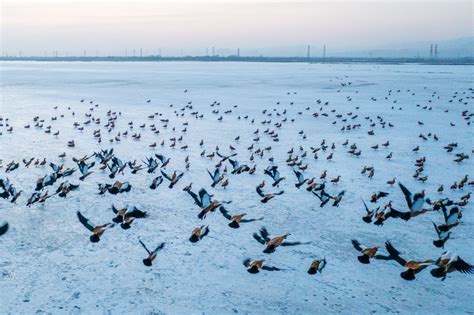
[385,241,407,266]
[111,204,119,214]
[241,217,264,223]
[398,183,413,209]
[125,208,148,219]
[256,186,265,197]
[253,233,266,244]
[152,242,165,255]
[219,206,232,220]
[452,257,474,274]
[228,159,239,169]
[155,154,166,163]
[361,199,370,214]
[281,241,305,246]
[0,222,8,236]
[77,211,95,232]
[160,170,172,181]
[199,189,212,208]
[186,189,201,206]
[139,239,151,254]
[293,170,304,183]
[432,221,441,237]
[389,208,411,221]
[259,227,271,241]
[242,258,251,267]
[351,239,363,251]
[262,265,282,271]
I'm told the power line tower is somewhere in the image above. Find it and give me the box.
[430,44,433,59]
[434,44,438,59]
[237,48,240,57]
[323,45,326,58]
[307,45,311,60]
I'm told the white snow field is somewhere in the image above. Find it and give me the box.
[0,61,473,314]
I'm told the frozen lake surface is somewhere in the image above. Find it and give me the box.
[0,61,473,314]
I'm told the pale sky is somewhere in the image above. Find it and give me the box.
[1,0,472,56]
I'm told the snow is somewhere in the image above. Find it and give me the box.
[0,61,473,314]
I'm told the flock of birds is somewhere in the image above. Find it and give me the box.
[1,80,473,284]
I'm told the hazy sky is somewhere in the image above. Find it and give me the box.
[1,0,472,56]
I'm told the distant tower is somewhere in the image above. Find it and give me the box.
[140,48,143,57]
[430,44,433,59]
[434,44,438,59]
[84,50,87,57]
[212,46,215,57]
[237,48,240,57]
[323,45,326,58]
[307,45,311,59]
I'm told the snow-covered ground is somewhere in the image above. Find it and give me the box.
[0,61,473,314]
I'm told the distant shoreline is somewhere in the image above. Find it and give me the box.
[1,56,473,65]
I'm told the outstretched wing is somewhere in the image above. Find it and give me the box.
[253,233,266,245]
[160,170,172,181]
[361,199,370,214]
[111,204,119,214]
[259,227,270,241]
[139,239,151,254]
[125,208,148,219]
[351,239,363,251]
[432,221,441,237]
[256,186,265,197]
[398,183,413,209]
[385,241,407,266]
[0,222,8,236]
[262,265,282,271]
[199,189,212,208]
[219,206,232,220]
[281,241,305,246]
[186,189,201,206]
[452,257,474,274]
[242,258,251,267]
[152,242,165,255]
[293,170,304,183]
[228,159,239,169]
[389,208,411,221]
[77,211,95,232]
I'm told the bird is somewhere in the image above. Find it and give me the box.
[138,239,165,266]
[256,182,284,203]
[432,222,451,248]
[189,225,209,243]
[351,240,390,264]
[111,205,148,229]
[399,182,426,211]
[77,211,113,243]
[253,227,308,254]
[384,241,433,280]
[161,170,184,189]
[307,259,327,275]
[243,259,282,274]
[430,253,473,280]
[219,206,263,228]
[361,199,378,223]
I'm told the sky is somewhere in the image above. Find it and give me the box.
[1,0,472,56]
